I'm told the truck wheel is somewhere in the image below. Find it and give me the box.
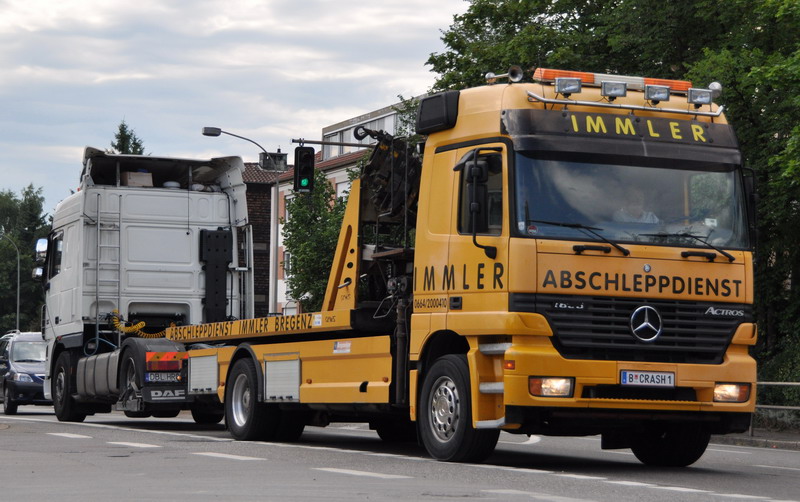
[191,406,224,425]
[53,352,86,422]
[225,358,279,440]
[121,355,150,418]
[3,386,18,415]
[630,424,711,467]
[419,354,499,462]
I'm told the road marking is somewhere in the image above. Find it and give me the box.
[193,452,263,461]
[653,486,709,493]
[484,489,597,502]
[707,447,752,454]
[47,432,92,439]
[314,468,411,479]
[754,464,800,472]
[472,464,553,475]
[557,473,606,480]
[605,481,654,487]
[499,435,542,445]
[714,495,769,500]
[107,441,160,448]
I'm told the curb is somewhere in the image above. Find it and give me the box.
[711,434,800,451]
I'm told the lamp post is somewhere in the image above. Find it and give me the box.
[0,231,20,331]
[202,127,283,315]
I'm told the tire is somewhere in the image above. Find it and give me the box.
[3,386,18,415]
[225,358,279,440]
[418,354,499,462]
[374,418,417,443]
[53,352,86,422]
[191,406,224,425]
[121,355,150,418]
[630,423,711,467]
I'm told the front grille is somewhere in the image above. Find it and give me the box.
[511,294,750,364]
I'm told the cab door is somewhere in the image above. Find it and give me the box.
[446,143,510,325]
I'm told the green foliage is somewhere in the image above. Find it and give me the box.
[108,119,145,155]
[281,168,347,312]
[0,185,49,332]
[430,0,800,378]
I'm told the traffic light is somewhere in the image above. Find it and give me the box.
[294,146,315,193]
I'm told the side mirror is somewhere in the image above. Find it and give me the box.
[743,168,758,243]
[35,238,48,263]
[32,267,43,281]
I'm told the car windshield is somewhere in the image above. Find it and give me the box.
[514,153,749,249]
[11,341,46,363]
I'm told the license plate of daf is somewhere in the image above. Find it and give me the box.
[145,372,181,383]
[620,370,675,387]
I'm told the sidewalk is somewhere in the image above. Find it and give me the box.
[711,428,800,451]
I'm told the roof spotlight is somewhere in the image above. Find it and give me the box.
[601,81,627,100]
[645,84,671,103]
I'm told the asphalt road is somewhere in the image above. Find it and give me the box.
[1,406,798,502]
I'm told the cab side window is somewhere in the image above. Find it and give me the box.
[458,151,503,235]
[48,233,64,279]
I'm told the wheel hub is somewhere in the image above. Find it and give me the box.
[429,377,459,442]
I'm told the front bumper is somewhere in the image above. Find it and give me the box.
[7,381,52,405]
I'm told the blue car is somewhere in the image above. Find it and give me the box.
[0,331,51,415]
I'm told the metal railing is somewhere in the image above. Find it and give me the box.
[756,381,800,411]
[750,381,800,436]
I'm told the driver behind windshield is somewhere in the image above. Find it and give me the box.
[613,189,659,224]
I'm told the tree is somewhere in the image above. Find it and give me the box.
[0,185,49,332]
[108,119,145,155]
[281,168,347,312]
[428,0,800,381]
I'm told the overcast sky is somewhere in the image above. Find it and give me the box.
[0,0,468,213]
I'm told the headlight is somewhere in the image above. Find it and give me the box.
[13,373,34,383]
[714,383,751,403]
[529,377,574,397]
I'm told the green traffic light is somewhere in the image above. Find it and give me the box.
[301,178,309,187]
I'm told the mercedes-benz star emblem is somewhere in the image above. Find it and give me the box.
[629,305,663,342]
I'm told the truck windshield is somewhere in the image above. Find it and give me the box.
[514,153,749,250]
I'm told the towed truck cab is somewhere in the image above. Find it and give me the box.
[40,147,253,422]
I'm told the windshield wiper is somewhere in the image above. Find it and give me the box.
[529,219,630,256]
[641,232,735,262]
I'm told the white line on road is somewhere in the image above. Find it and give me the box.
[107,441,161,448]
[557,473,607,481]
[713,494,770,500]
[604,481,654,487]
[484,489,597,502]
[707,447,752,454]
[193,452,263,461]
[754,464,800,472]
[314,467,411,479]
[47,432,92,439]
[499,435,542,445]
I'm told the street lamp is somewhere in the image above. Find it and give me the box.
[202,127,283,315]
[0,230,20,331]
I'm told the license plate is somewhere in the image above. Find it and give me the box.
[145,372,180,383]
[620,370,675,387]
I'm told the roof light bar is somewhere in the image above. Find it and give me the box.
[533,67,692,94]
